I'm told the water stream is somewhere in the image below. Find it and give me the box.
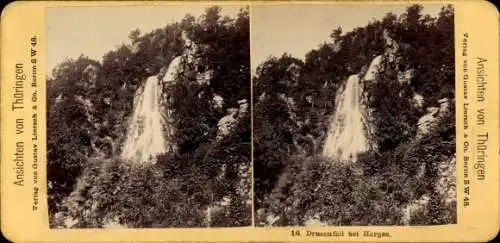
[121,75,169,164]
[322,74,368,162]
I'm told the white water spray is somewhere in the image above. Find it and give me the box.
[121,31,200,163]
[323,74,369,162]
[121,75,168,164]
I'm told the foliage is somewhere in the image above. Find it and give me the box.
[254,4,456,225]
[258,107,455,226]
[48,6,250,227]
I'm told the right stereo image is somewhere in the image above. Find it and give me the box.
[251,3,456,226]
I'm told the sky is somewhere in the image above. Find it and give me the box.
[46,4,447,75]
[46,5,244,73]
[251,4,446,73]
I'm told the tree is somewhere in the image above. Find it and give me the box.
[330,27,342,43]
[128,28,141,43]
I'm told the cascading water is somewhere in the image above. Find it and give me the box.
[121,75,169,164]
[322,74,368,162]
[121,31,195,164]
[322,54,382,162]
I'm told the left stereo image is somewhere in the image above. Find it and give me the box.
[46,5,251,228]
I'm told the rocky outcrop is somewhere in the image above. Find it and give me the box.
[217,108,239,140]
[216,99,248,140]
[401,155,456,225]
[436,156,456,207]
[238,99,249,117]
[363,55,383,81]
[304,214,328,226]
[159,31,213,89]
[401,194,430,225]
[412,93,424,108]
[212,94,224,109]
[416,98,450,139]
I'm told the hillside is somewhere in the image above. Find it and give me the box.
[47,6,251,228]
[253,4,456,226]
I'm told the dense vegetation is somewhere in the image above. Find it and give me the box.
[254,5,456,225]
[47,6,250,227]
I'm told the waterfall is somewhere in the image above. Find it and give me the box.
[322,74,369,162]
[322,54,383,161]
[120,32,201,164]
[121,75,168,164]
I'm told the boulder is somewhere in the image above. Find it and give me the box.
[416,98,450,138]
[216,108,239,140]
[412,93,424,108]
[212,94,224,109]
[238,99,249,117]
